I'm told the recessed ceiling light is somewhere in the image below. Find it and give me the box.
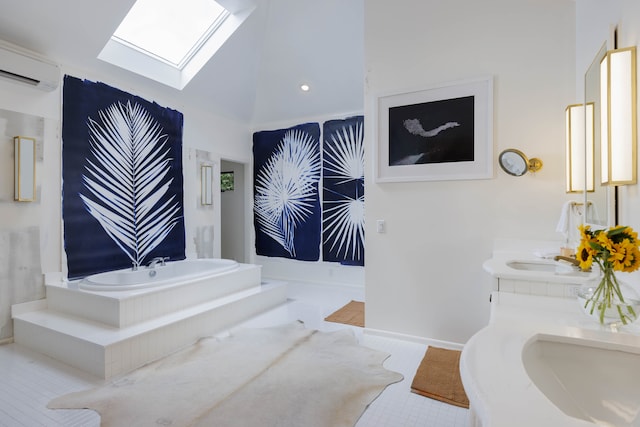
[300,84,310,92]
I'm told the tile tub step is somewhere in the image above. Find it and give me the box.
[45,263,262,328]
[13,282,288,379]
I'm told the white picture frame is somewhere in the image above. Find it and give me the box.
[374,77,493,183]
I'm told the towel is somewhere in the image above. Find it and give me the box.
[533,249,560,259]
[555,201,573,235]
[586,200,600,223]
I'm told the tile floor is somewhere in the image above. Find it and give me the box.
[0,281,469,427]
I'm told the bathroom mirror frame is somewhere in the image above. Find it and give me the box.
[498,149,542,176]
[583,42,612,226]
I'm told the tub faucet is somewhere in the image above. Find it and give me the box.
[147,257,168,268]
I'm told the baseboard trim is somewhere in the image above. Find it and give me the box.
[363,327,464,351]
[0,337,14,346]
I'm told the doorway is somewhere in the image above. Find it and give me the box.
[220,159,246,262]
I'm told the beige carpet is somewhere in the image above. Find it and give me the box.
[48,322,403,426]
[410,346,469,408]
[324,300,365,327]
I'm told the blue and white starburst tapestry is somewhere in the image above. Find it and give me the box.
[62,75,185,279]
[253,123,321,261]
[322,116,365,266]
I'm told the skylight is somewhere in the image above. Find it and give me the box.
[99,0,255,90]
[112,0,229,69]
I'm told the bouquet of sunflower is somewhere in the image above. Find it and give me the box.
[576,224,640,324]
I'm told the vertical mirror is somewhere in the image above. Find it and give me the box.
[584,43,609,225]
[14,136,36,202]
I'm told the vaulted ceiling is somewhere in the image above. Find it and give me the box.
[0,0,364,125]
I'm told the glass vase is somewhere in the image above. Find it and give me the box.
[576,267,640,327]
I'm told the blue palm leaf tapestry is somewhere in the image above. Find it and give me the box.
[253,123,321,261]
[62,75,185,279]
[322,116,365,266]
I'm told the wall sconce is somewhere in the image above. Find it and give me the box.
[14,136,36,201]
[498,149,543,176]
[201,164,213,205]
[600,46,637,185]
[565,103,594,192]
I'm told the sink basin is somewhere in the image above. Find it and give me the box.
[522,335,640,426]
[507,260,562,272]
[506,260,592,277]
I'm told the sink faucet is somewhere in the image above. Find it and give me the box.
[147,257,168,268]
[554,255,581,268]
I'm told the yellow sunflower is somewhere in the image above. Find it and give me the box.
[610,241,628,271]
[576,238,595,270]
[596,230,614,253]
[620,240,640,272]
[576,224,640,272]
[622,227,639,243]
[578,224,592,240]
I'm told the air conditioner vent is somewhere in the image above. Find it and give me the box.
[0,40,59,91]
[0,69,40,86]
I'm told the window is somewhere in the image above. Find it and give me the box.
[99,0,255,89]
[221,171,235,192]
[112,0,229,69]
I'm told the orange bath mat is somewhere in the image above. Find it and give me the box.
[411,346,469,408]
[324,300,365,327]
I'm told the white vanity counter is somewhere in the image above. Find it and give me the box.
[482,239,599,297]
[482,255,598,283]
[460,292,640,427]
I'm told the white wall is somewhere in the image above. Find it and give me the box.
[3,0,614,347]
[0,62,251,340]
[251,0,364,124]
[576,0,640,289]
[0,80,60,340]
[364,0,577,344]
[0,102,50,340]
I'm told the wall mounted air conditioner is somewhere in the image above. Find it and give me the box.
[0,40,60,91]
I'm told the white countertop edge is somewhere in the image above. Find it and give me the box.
[460,292,640,427]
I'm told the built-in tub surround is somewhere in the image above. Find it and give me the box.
[12,261,288,378]
[461,292,640,427]
[49,259,254,328]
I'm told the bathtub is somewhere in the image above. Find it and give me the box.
[31,259,274,379]
[79,258,239,291]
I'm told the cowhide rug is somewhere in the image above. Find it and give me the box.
[48,321,403,426]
